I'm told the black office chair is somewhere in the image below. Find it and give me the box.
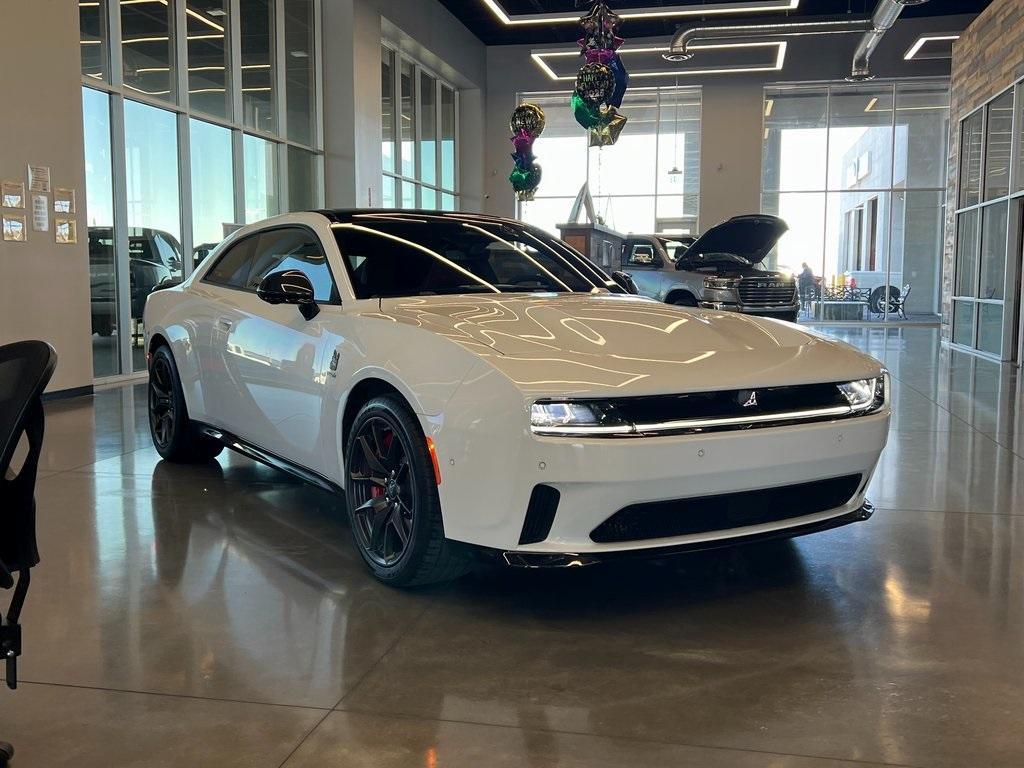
[0,341,57,767]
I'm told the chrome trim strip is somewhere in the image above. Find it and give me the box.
[531,400,882,437]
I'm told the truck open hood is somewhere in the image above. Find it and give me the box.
[681,215,788,265]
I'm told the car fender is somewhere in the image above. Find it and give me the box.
[320,317,484,484]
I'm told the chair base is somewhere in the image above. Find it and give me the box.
[0,740,13,766]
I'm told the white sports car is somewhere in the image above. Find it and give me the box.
[145,210,890,586]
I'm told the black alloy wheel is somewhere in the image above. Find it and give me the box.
[348,415,416,567]
[149,352,177,451]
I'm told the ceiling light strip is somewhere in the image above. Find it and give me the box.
[481,0,799,26]
[531,41,787,81]
[904,34,960,61]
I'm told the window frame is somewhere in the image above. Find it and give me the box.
[381,41,460,211]
[950,82,1024,362]
[202,224,341,304]
[81,0,326,382]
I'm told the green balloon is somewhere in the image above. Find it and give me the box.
[571,91,602,130]
[509,164,541,192]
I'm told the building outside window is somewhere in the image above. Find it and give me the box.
[762,82,949,324]
[80,0,324,380]
[951,84,1023,360]
[516,87,701,240]
[381,44,459,211]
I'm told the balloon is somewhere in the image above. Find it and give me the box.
[576,62,615,107]
[511,129,533,155]
[571,91,603,130]
[589,107,628,148]
[608,55,629,108]
[584,48,615,65]
[579,3,621,36]
[510,103,546,139]
[505,163,540,199]
[510,151,534,169]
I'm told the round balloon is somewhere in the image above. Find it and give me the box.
[510,103,546,139]
[576,62,615,107]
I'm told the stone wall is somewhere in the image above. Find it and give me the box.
[942,0,1024,334]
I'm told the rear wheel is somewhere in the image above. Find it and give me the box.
[148,345,223,463]
[344,396,469,587]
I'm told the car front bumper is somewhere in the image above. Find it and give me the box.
[434,408,890,555]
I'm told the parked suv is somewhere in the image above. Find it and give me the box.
[89,227,182,336]
[621,215,799,322]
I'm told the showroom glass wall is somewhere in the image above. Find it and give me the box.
[381,44,459,211]
[515,87,702,238]
[762,81,949,324]
[80,0,323,379]
[951,81,1024,361]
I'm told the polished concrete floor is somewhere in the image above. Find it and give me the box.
[3,325,1023,767]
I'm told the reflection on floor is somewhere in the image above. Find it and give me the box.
[3,325,1024,767]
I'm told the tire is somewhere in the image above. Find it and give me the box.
[868,286,900,316]
[148,344,223,463]
[93,315,114,337]
[344,395,469,587]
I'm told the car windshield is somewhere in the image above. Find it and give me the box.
[332,216,607,299]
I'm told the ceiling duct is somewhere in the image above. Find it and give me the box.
[849,0,931,81]
[665,19,872,62]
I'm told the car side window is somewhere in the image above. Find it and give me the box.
[247,228,339,304]
[203,235,258,288]
[628,244,657,267]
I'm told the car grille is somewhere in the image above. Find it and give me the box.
[738,277,797,307]
[590,474,863,543]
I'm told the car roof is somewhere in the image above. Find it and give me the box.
[314,209,525,227]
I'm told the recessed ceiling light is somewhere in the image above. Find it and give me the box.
[480,0,799,25]
[207,8,227,16]
[290,50,309,58]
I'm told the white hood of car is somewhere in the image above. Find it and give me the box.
[378,293,882,398]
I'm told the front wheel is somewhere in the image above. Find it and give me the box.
[344,396,469,587]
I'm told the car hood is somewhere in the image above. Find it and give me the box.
[684,215,788,265]
[377,293,882,398]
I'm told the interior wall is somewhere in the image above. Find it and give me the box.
[484,15,974,230]
[321,0,487,211]
[0,0,91,394]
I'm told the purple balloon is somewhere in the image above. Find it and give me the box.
[584,48,615,65]
[511,129,533,154]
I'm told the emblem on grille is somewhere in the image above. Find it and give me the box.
[742,391,758,408]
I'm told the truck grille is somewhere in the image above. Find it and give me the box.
[739,277,797,308]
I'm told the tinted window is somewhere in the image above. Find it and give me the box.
[204,236,257,288]
[333,219,597,299]
[247,228,339,303]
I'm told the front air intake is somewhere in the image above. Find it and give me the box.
[519,485,560,545]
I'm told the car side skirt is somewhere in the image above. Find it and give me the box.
[198,424,343,496]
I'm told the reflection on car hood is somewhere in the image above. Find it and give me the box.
[377,293,881,397]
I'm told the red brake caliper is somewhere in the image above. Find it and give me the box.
[370,430,394,499]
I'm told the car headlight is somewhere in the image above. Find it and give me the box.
[703,277,739,290]
[530,401,633,435]
[838,374,887,413]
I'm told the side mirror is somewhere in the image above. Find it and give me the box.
[256,269,320,320]
[611,271,639,295]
